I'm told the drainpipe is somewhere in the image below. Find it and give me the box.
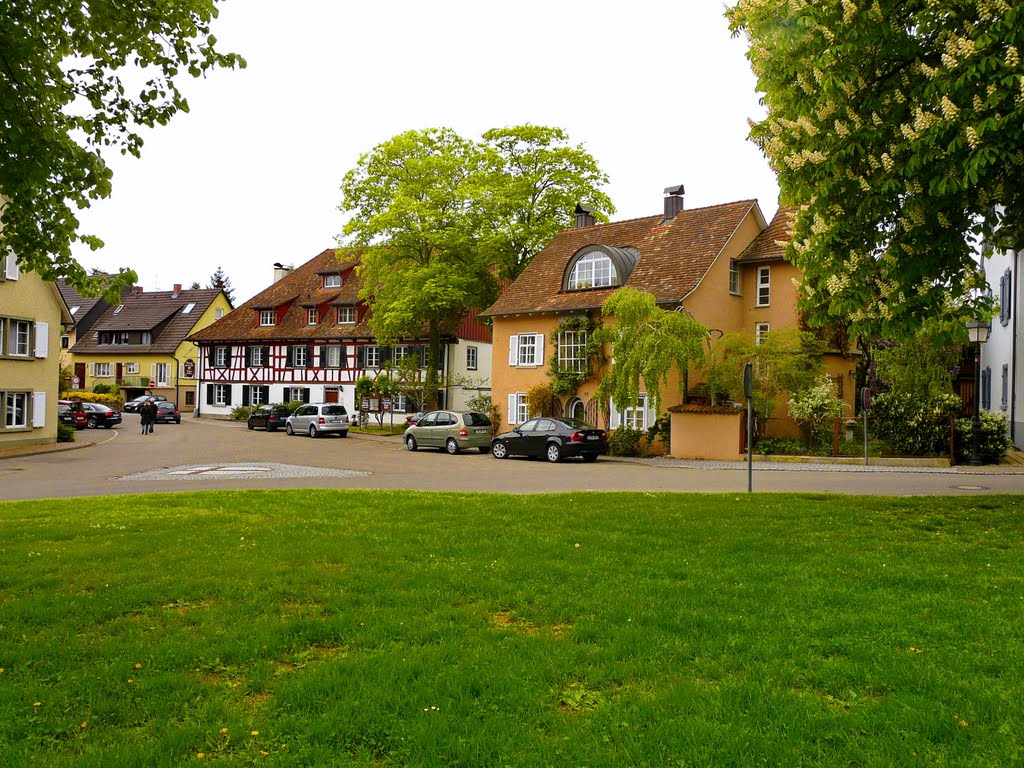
[196,345,203,417]
[1013,248,1019,446]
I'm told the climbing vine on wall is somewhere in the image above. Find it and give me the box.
[547,314,603,397]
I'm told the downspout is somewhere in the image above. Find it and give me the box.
[196,344,203,417]
[1012,249,1019,446]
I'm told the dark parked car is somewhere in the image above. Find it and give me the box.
[123,394,167,413]
[153,401,181,424]
[57,400,88,429]
[247,404,292,432]
[491,417,608,463]
[81,402,122,429]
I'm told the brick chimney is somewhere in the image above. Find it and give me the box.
[172,283,181,297]
[663,184,685,221]
[574,204,596,228]
[134,285,143,296]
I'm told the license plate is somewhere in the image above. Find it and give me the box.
[475,429,488,434]
[586,435,599,440]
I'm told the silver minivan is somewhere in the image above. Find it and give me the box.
[285,403,351,438]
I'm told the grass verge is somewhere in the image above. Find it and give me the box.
[1,491,1021,766]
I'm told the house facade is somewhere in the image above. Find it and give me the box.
[481,187,858,434]
[0,253,73,448]
[188,249,493,418]
[67,285,232,410]
[980,243,1022,448]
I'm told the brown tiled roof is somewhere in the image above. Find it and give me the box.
[71,288,223,355]
[735,206,797,263]
[188,249,376,343]
[56,279,105,323]
[482,200,760,317]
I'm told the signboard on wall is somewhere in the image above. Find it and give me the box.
[183,359,196,378]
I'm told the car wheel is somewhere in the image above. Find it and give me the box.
[285,423,294,436]
[491,441,508,459]
[309,425,318,438]
[545,443,562,463]
[268,427,277,433]
[406,435,418,451]
[248,423,254,430]
[104,424,113,429]
[175,418,181,424]
[478,446,489,454]
[446,437,460,455]
[338,431,348,438]
[582,453,599,462]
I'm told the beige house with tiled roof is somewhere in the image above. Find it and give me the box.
[482,187,857,435]
[188,249,493,417]
[69,285,232,410]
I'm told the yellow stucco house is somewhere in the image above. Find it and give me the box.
[67,284,232,411]
[481,187,858,438]
[0,252,73,448]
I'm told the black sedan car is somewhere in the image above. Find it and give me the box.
[153,401,181,424]
[81,402,122,429]
[247,404,292,432]
[123,394,167,413]
[491,417,608,463]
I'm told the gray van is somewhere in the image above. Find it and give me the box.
[285,403,351,438]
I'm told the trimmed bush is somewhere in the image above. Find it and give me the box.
[56,423,76,443]
[954,411,1011,464]
[754,437,807,455]
[870,391,960,456]
[608,427,644,457]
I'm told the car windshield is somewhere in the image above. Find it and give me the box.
[559,418,595,430]
[462,412,491,427]
[322,405,347,415]
[157,403,175,410]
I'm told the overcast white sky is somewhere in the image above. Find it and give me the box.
[71,0,779,305]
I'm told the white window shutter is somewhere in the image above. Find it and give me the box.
[508,394,517,425]
[609,399,620,429]
[34,322,49,358]
[32,392,46,427]
[534,334,544,365]
[508,335,519,366]
[4,252,19,280]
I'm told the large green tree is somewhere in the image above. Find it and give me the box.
[0,1,245,298]
[340,128,497,410]
[727,0,1022,339]
[480,125,614,280]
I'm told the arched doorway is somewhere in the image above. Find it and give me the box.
[565,396,586,422]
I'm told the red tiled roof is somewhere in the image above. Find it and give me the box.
[735,206,798,263]
[482,200,760,317]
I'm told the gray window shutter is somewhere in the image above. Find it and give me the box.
[283,387,291,402]
[244,347,253,367]
[357,345,366,368]
[307,345,315,367]
[207,384,214,405]
[242,385,250,406]
[381,347,393,366]
[286,346,295,367]
[224,386,233,406]
[207,347,216,367]
[261,386,270,403]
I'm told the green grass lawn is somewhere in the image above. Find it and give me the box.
[1,491,1022,766]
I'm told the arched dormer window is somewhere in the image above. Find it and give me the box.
[563,245,639,291]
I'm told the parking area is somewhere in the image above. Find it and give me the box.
[1,413,1022,501]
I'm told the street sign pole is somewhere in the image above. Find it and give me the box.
[861,387,871,466]
[743,362,753,493]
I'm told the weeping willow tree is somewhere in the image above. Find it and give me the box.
[594,288,708,415]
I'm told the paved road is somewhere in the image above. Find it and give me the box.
[1,415,1022,501]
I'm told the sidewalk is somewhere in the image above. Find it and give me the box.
[0,429,116,461]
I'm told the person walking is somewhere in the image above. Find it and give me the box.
[140,398,155,435]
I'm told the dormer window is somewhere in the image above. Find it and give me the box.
[324,274,342,288]
[307,307,318,325]
[336,306,356,324]
[259,309,275,326]
[563,245,637,292]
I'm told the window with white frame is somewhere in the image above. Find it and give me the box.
[126,363,139,374]
[214,384,230,406]
[756,266,771,306]
[60,335,70,349]
[568,252,616,289]
[215,308,224,320]
[729,259,740,294]
[508,392,528,425]
[614,394,649,430]
[336,305,356,324]
[509,333,544,367]
[214,346,230,367]
[141,331,152,345]
[558,331,586,373]
[292,345,309,368]
[153,363,170,386]
[755,322,770,345]
[365,345,381,368]
[5,392,28,428]
[11,320,31,356]
[249,346,267,367]
[323,345,343,368]
[324,274,341,288]
[259,309,275,326]
[92,362,113,377]
[249,385,267,406]
[466,345,478,371]
[307,308,318,325]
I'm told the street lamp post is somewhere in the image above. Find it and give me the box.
[966,318,992,466]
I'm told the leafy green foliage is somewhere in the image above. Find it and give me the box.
[870,318,963,397]
[56,423,76,443]
[954,411,1011,464]
[547,314,602,396]
[870,391,961,456]
[607,426,645,457]
[595,288,707,415]
[0,0,245,298]
[788,375,848,449]
[229,405,256,421]
[727,0,1018,339]
[465,393,501,435]
[480,125,614,280]
[754,437,807,456]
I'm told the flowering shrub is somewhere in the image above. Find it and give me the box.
[788,375,846,449]
[60,391,122,408]
[954,411,1011,464]
[870,391,961,456]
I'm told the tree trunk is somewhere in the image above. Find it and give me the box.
[424,319,441,410]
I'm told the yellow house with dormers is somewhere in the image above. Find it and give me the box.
[67,284,232,410]
[0,252,73,448]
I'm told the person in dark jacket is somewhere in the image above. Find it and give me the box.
[140,398,155,435]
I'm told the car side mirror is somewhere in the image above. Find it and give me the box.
[513,427,521,434]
